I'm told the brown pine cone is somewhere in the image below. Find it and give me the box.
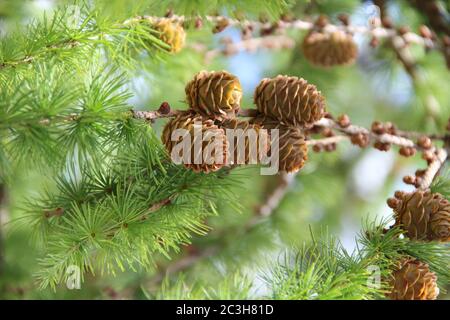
[251,116,308,173]
[302,30,358,67]
[388,258,439,300]
[161,112,228,173]
[150,18,186,53]
[185,71,242,119]
[254,75,325,128]
[220,119,269,165]
[388,190,450,242]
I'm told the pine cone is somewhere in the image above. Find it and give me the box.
[151,18,186,53]
[220,119,269,165]
[390,190,450,242]
[388,258,439,300]
[302,30,358,67]
[254,75,325,127]
[161,112,228,173]
[185,71,242,119]
[252,116,308,173]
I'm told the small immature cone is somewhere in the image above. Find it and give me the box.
[302,30,358,67]
[213,17,229,33]
[388,258,439,300]
[161,112,228,173]
[185,71,242,119]
[220,119,269,165]
[254,75,326,128]
[252,116,308,173]
[150,18,186,53]
[350,132,369,148]
[388,190,450,242]
[337,114,350,128]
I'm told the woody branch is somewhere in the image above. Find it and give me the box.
[134,104,449,189]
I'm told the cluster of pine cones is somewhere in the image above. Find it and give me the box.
[161,71,326,173]
[384,189,450,300]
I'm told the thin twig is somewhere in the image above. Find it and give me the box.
[314,117,418,149]
[0,40,80,71]
[157,14,438,49]
[409,0,450,37]
[247,172,296,228]
[131,108,180,122]
[145,246,219,288]
[417,148,448,190]
[131,107,447,152]
[306,135,346,146]
[390,35,419,80]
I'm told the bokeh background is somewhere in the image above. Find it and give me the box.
[0,0,449,299]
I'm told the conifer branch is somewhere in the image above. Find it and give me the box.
[373,1,445,123]
[314,117,418,148]
[134,105,448,150]
[149,13,437,49]
[147,246,219,288]
[131,103,180,122]
[130,105,448,192]
[252,172,295,220]
[0,39,80,71]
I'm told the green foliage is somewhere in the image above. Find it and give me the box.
[146,0,294,19]
[0,61,135,181]
[0,2,174,182]
[361,220,450,291]
[0,2,168,81]
[265,220,450,300]
[431,170,450,200]
[13,125,242,289]
[266,232,384,300]
[149,220,449,300]
[147,273,252,300]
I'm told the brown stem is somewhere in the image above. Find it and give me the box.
[135,14,437,49]
[247,172,295,227]
[131,107,448,151]
[43,207,64,218]
[409,0,450,37]
[314,118,418,149]
[314,117,449,190]
[306,135,346,146]
[373,0,388,21]
[390,35,419,80]
[131,107,180,122]
[418,147,448,190]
